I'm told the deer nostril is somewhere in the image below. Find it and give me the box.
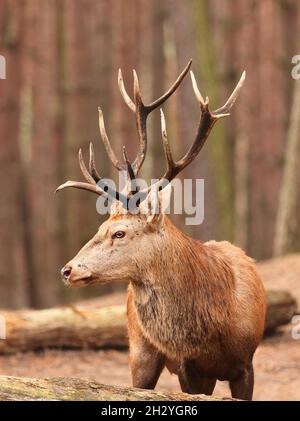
[61,266,72,279]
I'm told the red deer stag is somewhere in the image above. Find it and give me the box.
[57,60,266,400]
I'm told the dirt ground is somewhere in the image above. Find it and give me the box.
[0,254,300,400]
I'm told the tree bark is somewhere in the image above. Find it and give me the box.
[248,0,285,259]
[0,0,29,308]
[192,0,234,242]
[62,0,100,264]
[230,0,255,251]
[23,0,62,307]
[0,375,235,401]
[0,289,296,355]
[273,77,300,256]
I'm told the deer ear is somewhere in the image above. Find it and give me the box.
[109,199,126,215]
[142,184,171,226]
[146,206,164,225]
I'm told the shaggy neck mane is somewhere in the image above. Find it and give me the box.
[132,216,235,302]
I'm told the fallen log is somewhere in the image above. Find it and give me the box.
[0,289,297,354]
[0,306,127,354]
[0,375,235,401]
[264,289,297,333]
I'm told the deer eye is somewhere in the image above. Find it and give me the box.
[113,230,126,239]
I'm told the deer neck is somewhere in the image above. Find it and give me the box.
[129,219,213,357]
[129,217,236,359]
[132,217,205,295]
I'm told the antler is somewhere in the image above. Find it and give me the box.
[56,60,193,205]
[97,59,192,176]
[140,70,246,194]
[56,142,130,208]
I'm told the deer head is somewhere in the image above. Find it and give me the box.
[56,60,245,287]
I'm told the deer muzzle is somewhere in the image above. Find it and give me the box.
[60,261,93,286]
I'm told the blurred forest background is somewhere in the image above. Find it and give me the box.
[0,0,300,308]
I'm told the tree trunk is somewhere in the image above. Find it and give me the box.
[273,76,300,256]
[110,0,141,164]
[0,0,29,308]
[62,0,100,265]
[230,0,255,251]
[0,289,296,355]
[0,375,235,401]
[23,0,62,307]
[193,0,234,242]
[170,0,209,236]
[248,0,285,259]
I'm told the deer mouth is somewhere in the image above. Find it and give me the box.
[64,275,95,288]
[62,271,96,287]
[73,275,93,283]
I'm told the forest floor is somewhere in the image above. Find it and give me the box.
[1,254,300,400]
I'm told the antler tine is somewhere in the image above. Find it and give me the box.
[78,148,96,184]
[147,59,192,112]
[131,70,147,175]
[213,70,246,116]
[160,109,175,179]
[118,68,145,175]
[133,69,142,105]
[122,146,136,183]
[122,145,139,198]
[98,107,125,171]
[56,180,104,196]
[89,142,101,182]
[190,70,208,109]
[118,69,136,113]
